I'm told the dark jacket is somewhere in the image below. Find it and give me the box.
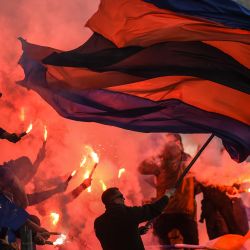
[94,196,169,250]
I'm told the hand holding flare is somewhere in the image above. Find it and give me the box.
[20,123,33,137]
[45,234,67,246]
[89,150,99,178]
[66,170,77,183]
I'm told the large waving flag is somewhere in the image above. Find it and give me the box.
[18,0,250,162]
[233,0,250,10]
[85,0,250,47]
[144,0,250,30]
[18,33,250,162]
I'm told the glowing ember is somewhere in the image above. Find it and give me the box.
[26,123,33,134]
[50,212,60,226]
[44,125,48,141]
[84,171,91,192]
[66,170,77,183]
[53,234,67,246]
[20,107,25,121]
[100,180,107,191]
[118,168,126,178]
[90,151,99,164]
[83,145,99,164]
[80,156,87,167]
[71,170,77,177]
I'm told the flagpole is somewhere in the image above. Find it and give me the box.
[175,133,215,188]
[143,134,215,230]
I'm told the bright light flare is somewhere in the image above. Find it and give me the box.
[118,168,126,179]
[90,151,99,164]
[20,107,25,121]
[53,234,67,246]
[247,188,250,193]
[26,123,33,134]
[44,125,48,141]
[80,156,87,167]
[83,145,99,163]
[50,212,60,226]
[100,180,107,191]
[71,170,77,177]
[66,170,77,183]
[84,171,91,192]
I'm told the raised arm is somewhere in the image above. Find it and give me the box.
[33,142,46,172]
[129,188,175,224]
[63,178,92,203]
[27,181,68,206]
[0,127,22,143]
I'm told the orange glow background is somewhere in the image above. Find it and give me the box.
[0,1,250,249]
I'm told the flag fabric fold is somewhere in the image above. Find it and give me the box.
[18,33,250,162]
[85,0,250,47]
[144,0,250,30]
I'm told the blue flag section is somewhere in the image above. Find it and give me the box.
[0,195,29,243]
[144,0,250,30]
[18,34,250,162]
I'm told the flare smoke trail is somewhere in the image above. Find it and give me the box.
[0,1,249,249]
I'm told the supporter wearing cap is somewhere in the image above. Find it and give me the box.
[94,187,175,250]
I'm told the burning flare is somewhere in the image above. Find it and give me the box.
[66,170,77,183]
[71,170,77,177]
[53,234,67,246]
[50,212,60,226]
[20,107,25,121]
[84,145,99,163]
[44,125,48,141]
[80,156,87,167]
[100,180,107,191]
[26,123,33,134]
[118,168,126,178]
[84,171,91,192]
[90,151,99,164]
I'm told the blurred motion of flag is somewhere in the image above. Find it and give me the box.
[19,0,250,162]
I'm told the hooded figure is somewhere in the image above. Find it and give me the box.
[138,133,199,245]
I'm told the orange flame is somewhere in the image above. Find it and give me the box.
[118,168,126,179]
[53,234,67,246]
[84,171,91,192]
[100,180,107,191]
[26,123,33,134]
[20,107,25,121]
[50,212,60,226]
[71,170,77,177]
[43,125,48,141]
[80,156,87,167]
[90,151,99,164]
[84,145,99,163]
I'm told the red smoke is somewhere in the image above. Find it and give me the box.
[0,1,249,249]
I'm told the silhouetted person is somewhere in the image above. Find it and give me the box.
[1,143,68,206]
[200,184,249,239]
[3,142,46,187]
[0,176,50,248]
[94,187,175,250]
[138,133,199,245]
